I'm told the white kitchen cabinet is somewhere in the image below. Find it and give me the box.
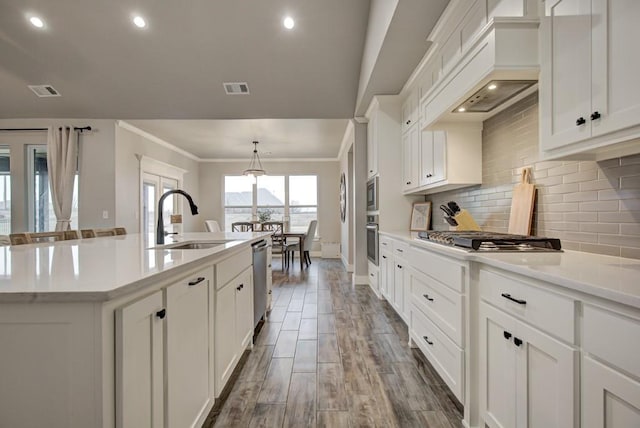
[367,111,378,179]
[116,291,165,428]
[583,355,640,428]
[479,302,577,428]
[266,244,273,311]
[403,124,482,195]
[166,269,212,428]
[402,126,421,191]
[215,266,253,397]
[393,256,407,317]
[401,91,419,133]
[379,248,393,301]
[540,0,640,160]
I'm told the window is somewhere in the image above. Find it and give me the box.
[223,175,318,234]
[28,145,78,232]
[0,148,10,234]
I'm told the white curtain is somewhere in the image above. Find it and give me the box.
[47,126,78,231]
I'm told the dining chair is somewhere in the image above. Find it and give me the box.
[285,220,317,267]
[0,235,12,246]
[205,220,221,232]
[231,222,254,232]
[10,231,67,245]
[80,227,127,238]
[261,221,287,269]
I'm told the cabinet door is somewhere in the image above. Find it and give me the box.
[540,0,592,150]
[419,130,434,186]
[166,272,211,428]
[516,319,577,428]
[591,0,640,138]
[367,113,378,179]
[235,269,254,351]
[116,291,164,428]
[379,250,391,300]
[402,92,418,133]
[480,302,518,428]
[393,258,406,316]
[431,131,446,184]
[583,355,640,428]
[402,127,420,191]
[215,281,237,395]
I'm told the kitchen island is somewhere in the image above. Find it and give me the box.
[377,230,640,428]
[0,232,270,428]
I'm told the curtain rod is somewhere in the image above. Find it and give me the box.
[0,126,92,132]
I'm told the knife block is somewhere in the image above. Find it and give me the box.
[453,209,481,231]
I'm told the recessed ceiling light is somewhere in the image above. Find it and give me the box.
[458,107,466,112]
[29,16,44,28]
[133,16,146,28]
[488,83,497,90]
[283,16,295,30]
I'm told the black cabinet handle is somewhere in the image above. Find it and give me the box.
[396,249,403,253]
[591,111,601,120]
[423,294,434,302]
[406,181,411,185]
[576,117,586,126]
[236,283,244,291]
[514,337,523,347]
[188,276,205,286]
[501,293,527,305]
[503,331,512,340]
[156,309,166,319]
[369,169,373,173]
[423,336,434,345]
[406,120,411,125]
[370,273,374,277]
[382,255,387,259]
[397,264,402,269]
[426,173,433,178]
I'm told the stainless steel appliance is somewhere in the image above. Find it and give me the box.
[417,231,562,252]
[366,214,379,265]
[252,239,268,329]
[366,176,379,212]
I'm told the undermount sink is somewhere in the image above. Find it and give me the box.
[167,242,223,250]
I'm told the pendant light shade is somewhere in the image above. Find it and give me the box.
[243,141,266,177]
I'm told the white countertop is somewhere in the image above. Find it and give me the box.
[0,232,270,303]
[380,230,640,309]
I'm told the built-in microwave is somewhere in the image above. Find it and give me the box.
[366,176,378,212]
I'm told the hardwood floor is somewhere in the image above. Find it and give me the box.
[204,258,463,428]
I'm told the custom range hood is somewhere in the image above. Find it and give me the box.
[422,18,540,129]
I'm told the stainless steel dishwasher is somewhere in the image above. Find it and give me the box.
[252,239,268,329]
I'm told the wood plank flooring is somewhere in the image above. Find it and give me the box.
[204,259,463,428]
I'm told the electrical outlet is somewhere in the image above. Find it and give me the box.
[102,210,109,219]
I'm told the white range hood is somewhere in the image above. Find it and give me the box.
[422,18,540,129]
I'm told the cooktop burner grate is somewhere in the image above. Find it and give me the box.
[417,231,562,252]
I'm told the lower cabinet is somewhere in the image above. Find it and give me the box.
[116,267,214,428]
[379,248,393,301]
[583,356,640,428]
[393,256,407,318]
[215,267,253,397]
[479,301,576,428]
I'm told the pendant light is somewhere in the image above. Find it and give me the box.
[243,141,266,178]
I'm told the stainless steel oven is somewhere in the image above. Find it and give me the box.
[366,176,379,212]
[366,214,379,265]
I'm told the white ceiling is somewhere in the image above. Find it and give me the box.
[0,0,450,159]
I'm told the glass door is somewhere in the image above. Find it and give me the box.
[142,173,179,244]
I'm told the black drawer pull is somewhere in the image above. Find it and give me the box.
[514,337,523,347]
[423,294,434,302]
[503,331,512,340]
[423,336,434,345]
[382,255,387,259]
[576,116,586,126]
[590,111,601,120]
[396,248,403,253]
[188,276,205,286]
[156,309,166,319]
[406,181,411,185]
[501,293,526,305]
[406,120,411,125]
[397,264,402,269]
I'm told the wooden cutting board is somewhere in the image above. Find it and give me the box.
[508,168,535,235]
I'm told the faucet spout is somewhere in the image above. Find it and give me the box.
[156,189,199,245]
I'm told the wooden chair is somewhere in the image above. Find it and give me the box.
[231,222,254,232]
[261,221,287,269]
[10,231,66,245]
[81,227,127,238]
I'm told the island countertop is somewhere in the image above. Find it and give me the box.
[380,230,640,309]
[0,232,270,303]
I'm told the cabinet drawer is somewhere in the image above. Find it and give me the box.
[479,268,575,344]
[379,235,393,250]
[411,304,463,401]
[393,240,409,257]
[583,304,640,378]
[216,248,251,290]
[410,268,463,347]
[407,246,464,292]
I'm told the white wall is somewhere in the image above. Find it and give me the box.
[198,160,341,247]
[0,118,117,232]
[114,124,200,233]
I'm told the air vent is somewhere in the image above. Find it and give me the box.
[28,85,61,97]
[223,82,250,95]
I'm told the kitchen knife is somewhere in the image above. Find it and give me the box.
[439,204,455,217]
[447,201,461,214]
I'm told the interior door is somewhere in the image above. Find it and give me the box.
[141,173,179,243]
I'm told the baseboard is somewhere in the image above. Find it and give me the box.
[341,255,353,272]
[353,274,368,285]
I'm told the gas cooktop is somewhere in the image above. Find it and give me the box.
[417,231,562,252]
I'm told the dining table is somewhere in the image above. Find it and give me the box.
[282,231,306,270]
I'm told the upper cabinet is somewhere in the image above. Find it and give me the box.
[367,110,378,179]
[401,91,419,134]
[540,0,640,160]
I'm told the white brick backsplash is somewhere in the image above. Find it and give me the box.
[425,93,640,259]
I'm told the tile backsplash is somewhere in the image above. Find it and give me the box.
[426,93,640,259]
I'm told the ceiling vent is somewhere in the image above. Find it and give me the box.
[28,85,61,97]
[223,82,250,95]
